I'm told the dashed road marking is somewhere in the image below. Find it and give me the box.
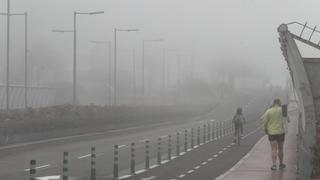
[208,158,213,161]
[213,154,218,158]
[201,162,207,165]
[24,164,51,172]
[118,144,127,149]
[78,154,91,159]
[36,175,60,180]
[187,170,194,174]
[178,174,185,178]
[218,151,223,154]
[194,166,201,169]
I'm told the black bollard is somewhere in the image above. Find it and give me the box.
[130,142,135,174]
[191,128,194,148]
[176,132,180,156]
[168,135,172,160]
[184,130,188,152]
[63,152,68,180]
[145,140,150,169]
[91,147,96,180]
[113,145,119,179]
[29,160,36,180]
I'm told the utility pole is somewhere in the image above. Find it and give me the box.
[24,12,28,109]
[6,0,10,111]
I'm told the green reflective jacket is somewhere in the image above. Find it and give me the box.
[263,105,284,135]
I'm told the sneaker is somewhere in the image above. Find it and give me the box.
[279,163,286,169]
[270,165,277,170]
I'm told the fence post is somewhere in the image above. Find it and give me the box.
[91,147,96,180]
[113,144,119,179]
[130,142,135,174]
[207,123,210,141]
[212,122,215,140]
[63,152,68,180]
[220,121,222,138]
[157,137,162,165]
[176,132,180,156]
[197,126,200,146]
[145,140,150,169]
[29,160,36,180]
[223,121,225,136]
[184,129,188,152]
[191,128,194,149]
[168,135,171,160]
[203,124,206,143]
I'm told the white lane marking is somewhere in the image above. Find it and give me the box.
[160,135,168,138]
[36,175,60,180]
[187,170,194,174]
[150,165,159,169]
[24,164,51,172]
[118,144,127,149]
[78,154,91,159]
[218,151,223,154]
[201,162,207,165]
[210,119,215,122]
[223,147,227,151]
[194,166,201,169]
[178,174,185,178]
[140,176,156,180]
[119,175,132,179]
[139,139,149,143]
[162,160,169,164]
[213,154,218,158]
[136,169,146,174]
[208,158,213,161]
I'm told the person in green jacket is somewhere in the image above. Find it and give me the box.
[263,98,286,170]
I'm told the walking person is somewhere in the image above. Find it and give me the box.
[232,107,245,142]
[263,98,286,170]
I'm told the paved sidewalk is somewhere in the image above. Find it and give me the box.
[217,111,298,180]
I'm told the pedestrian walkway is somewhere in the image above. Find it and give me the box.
[217,110,298,180]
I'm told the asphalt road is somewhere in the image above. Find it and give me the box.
[0,91,272,180]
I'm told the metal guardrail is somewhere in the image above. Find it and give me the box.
[278,22,319,180]
[0,84,57,109]
[286,21,320,45]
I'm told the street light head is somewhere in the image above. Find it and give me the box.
[127,29,140,32]
[89,11,104,15]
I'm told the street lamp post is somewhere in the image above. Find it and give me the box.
[90,40,112,105]
[113,28,139,106]
[1,9,28,109]
[141,39,164,105]
[53,10,104,106]
[6,0,10,111]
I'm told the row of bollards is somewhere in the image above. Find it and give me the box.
[110,120,234,179]
[28,120,235,180]
[29,146,99,180]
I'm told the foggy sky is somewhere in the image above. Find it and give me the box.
[1,0,320,104]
